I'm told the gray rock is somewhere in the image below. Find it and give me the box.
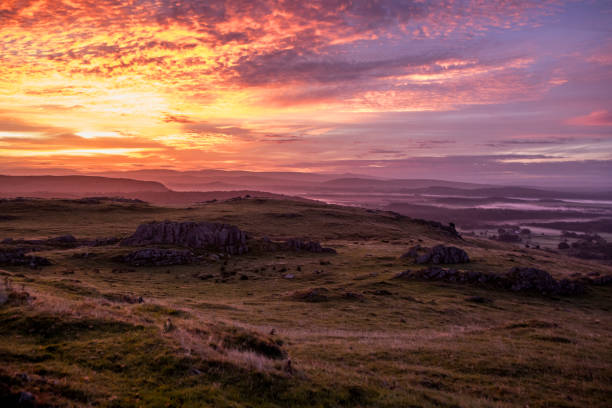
[121,221,248,254]
[0,248,51,268]
[394,266,585,296]
[413,245,470,264]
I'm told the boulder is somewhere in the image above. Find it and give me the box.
[291,287,329,302]
[504,267,584,295]
[0,248,51,268]
[121,221,248,255]
[413,245,470,265]
[394,266,585,296]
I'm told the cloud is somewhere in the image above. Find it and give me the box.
[567,110,612,127]
[284,154,612,188]
[0,0,609,182]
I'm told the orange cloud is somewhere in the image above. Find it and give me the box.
[0,0,586,172]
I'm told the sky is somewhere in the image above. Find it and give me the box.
[1,0,611,188]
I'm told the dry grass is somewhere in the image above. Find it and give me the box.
[0,198,611,407]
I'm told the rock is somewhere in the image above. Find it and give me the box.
[497,233,521,243]
[284,238,336,253]
[115,248,196,266]
[393,270,414,279]
[411,219,462,238]
[121,221,248,255]
[291,287,329,302]
[85,237,120,247]
[504,267,577,295]
[588,275,612,285]
[413,245,470,265]
[0,248,51,268]
[394,266,584,296]
[283,273,295,279]
[558,242,570,249]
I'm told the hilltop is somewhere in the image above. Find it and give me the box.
[0,197,610,407]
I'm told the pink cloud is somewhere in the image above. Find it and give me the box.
[567,110,612,127]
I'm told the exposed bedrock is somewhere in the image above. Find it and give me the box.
[401,244,470,264]
[121,221,248,255]
[394,266,588,296]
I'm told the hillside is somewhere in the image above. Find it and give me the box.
[0,175,169,195]
[0,197,610,407]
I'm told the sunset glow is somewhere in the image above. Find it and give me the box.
[1,0,611,185]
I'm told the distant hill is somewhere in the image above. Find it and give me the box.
[0,175,169,194]
[89,169,380,192]
[319,178,490,191]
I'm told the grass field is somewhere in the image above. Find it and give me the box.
[1,197,611,407]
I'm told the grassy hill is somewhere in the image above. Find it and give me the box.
[1,197,610,407]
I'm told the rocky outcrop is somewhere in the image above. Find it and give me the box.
[402,245,469,264]
[0,248,51,268]
[411,219,461,238]
[394,266,585,296]
[114,248,197,266]
[260,237,336,253]
[121,221,248,254]
[284,239,336,253]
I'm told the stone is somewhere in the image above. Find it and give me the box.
[121,221,248,254]
[413,245,470,265]
[558,242,570,249]
[394,266,585,296]
[0,248,51,268]
[291,287,329,302]
[284,238,336,253]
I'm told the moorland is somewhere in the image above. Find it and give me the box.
[1,195,611,407]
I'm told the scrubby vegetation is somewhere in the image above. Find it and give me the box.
[0,197,611,407]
